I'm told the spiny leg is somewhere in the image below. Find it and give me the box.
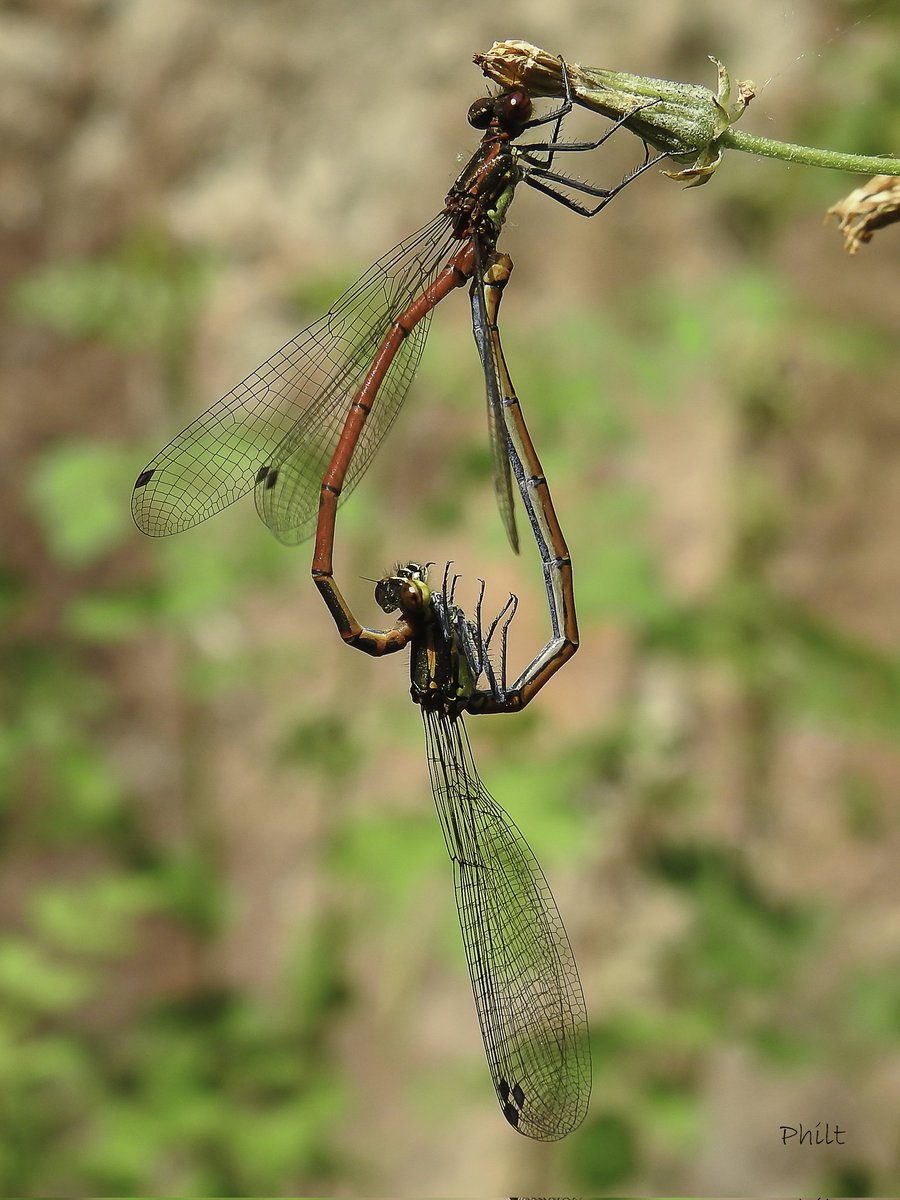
[483,593,519,697]
[517,89,658,166]
[523,144,666,217]
[469,251,578,713]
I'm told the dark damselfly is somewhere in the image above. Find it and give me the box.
[132,61,663,555]
[372,559,588,1139]
[315,254,587,1138]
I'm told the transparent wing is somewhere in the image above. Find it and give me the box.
[132,214,458,539]
[424,708,590,1139]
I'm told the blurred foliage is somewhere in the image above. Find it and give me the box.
[8,227,900,1191]
[8,227,212,357]
[570,1110,638,1188]
[5,226,352,1195]
[5,11,900,1194]
[28,441,139,567]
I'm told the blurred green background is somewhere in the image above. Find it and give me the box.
[3,0,900,1195]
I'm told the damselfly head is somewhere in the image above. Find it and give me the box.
[467,89,533,132]
[374,562,432,617]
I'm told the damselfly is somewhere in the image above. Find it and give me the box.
[315,254,587,1137]
[132,61,662,553]
[368,560,589,1139]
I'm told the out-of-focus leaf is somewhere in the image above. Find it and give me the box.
[28,874,161,956]
[278,714,362,780]
[0,940,97,1014]
[569,1110,639,1189]
[9,229,211,351]
[336,810,441,917]
[42,741,125,840]
[28,442,137,566]
[643,1078,703,1149]
[65,590,158,641]
[847,968,900,1042]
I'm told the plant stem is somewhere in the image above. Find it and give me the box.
[723,129,900,175]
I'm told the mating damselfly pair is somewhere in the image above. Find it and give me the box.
[132,58,666,1138]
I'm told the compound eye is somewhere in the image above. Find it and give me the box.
[467,97,494,129]
[399,581,424,613]
[496,89,532,127]
[374,578,400,613]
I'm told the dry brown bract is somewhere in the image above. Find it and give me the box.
[828,175,900,254]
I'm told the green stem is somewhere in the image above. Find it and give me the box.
[723,128,900,175]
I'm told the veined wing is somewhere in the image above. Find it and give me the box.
[132,214,458,539]
[423,708,590,1139]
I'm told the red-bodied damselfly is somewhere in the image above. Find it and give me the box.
[132,62,662,554]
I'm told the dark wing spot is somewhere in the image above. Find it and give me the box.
[134,469,155,489]
[502,1101,520,1128]
[256,464,270,483]
[265,468,278,490]
[498,1079,510,1102]
[512,1082,525,1108]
